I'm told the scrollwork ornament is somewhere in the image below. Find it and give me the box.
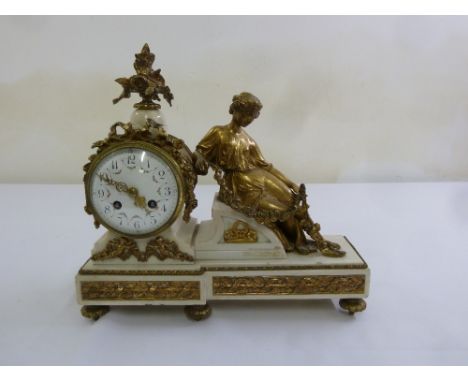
[91,236,194,262]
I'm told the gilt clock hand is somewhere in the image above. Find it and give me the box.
[98,173,152,213]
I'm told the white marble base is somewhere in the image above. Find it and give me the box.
[76,235,370,308]
[194,195,286,260]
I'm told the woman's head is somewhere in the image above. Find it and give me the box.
[229,92,263,127]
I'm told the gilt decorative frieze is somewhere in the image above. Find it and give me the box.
[212,275,365,296]
[81,281,200,301]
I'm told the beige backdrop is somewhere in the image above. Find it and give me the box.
[1,16,468,184]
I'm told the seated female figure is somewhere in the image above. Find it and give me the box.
[194,92,343,257]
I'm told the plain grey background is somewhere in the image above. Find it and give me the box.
[1,16,468,184]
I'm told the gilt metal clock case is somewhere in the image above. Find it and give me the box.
[83,120,198,238]
[84,140,185,238]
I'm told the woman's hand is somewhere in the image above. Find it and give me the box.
[193,151,209,175]
[288,182,299,193]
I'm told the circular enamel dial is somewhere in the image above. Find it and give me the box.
[87,143,183,237]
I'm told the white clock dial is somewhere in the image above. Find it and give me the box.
[88,144,182,236]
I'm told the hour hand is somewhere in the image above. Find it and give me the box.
[98,173,150,212]
[127,187,147,209]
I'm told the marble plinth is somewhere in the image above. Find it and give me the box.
[76,235,370,319]
[194,195,287,260]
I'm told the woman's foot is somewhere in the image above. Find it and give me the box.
[320,246,346,257]
[325,240,341,250]
[296,240,317,255]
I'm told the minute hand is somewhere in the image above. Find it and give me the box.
[98,173,151,212]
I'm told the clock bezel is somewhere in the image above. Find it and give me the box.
[84,140,185,238]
